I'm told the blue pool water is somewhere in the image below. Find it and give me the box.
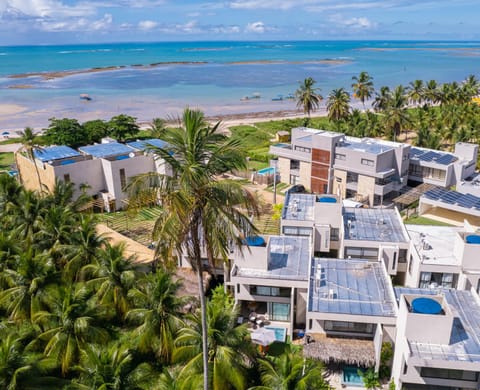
[265,326,287,342]
[342,366,365,387]
[258,167,275,175]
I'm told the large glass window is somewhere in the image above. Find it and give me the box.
[282,226,312,237]
[419,272,458,288]
[324,321,374,335]
[345,247,378,260]
[271,303,290,321]
[119,168,126,189]
[361,158,374,167]
[420,367,478,381]
[250,286,290,297]
[330,228,340,241]
[290,160,300,170]
[295,146,311,153]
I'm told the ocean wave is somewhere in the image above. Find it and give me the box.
[0,53,6,56]
[180,47,231,52]
[59,49,113,54]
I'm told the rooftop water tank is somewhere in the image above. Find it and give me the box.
[466,235,480,244]
[411,297,442,315]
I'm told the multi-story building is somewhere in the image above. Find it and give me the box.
[16,138,169,210]
[270,127,478,206]
[392,288,480,390]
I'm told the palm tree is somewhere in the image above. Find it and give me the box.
[68,342,156,389]
[83,242,139,322]
[150,118,167,139]
[128,107,259,390]
[254,343,329,390]
[424,79,439,105]
[360,368,380,390]
[16,127,43,190]
[326,88,351,123]
[372,86,391,112]
[174,287,255,390]
[407,79,424,106]
[295,77,323,119]
[463,74,480,100]
[351,71,374,110]
[384,85,410,142]
[33,284,111,376]
[127,268,186,364]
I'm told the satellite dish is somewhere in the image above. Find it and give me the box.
[128,152,135,158]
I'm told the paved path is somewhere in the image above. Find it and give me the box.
[0,143,21,153]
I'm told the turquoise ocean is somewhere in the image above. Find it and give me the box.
[0,41,479,129]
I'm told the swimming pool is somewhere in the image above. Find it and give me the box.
[257,167,275,175]
[342,366,365,387]
[264,326,287,342]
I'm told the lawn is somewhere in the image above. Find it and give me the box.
[403,215,453,226]
[0,152,15,171]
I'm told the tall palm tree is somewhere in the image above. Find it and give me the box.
[424,79,439,105]
[33,284,111,376]
[174,287,255,390]
[407,80,424,106]
[150,117,167,139]
[372,86,391,112]
[16,127,43,190]
[463,74,480,99]
[128,108,259,390]
[351,71,374,110]
[384,85,410,142]
[68,342,156,390]
[127,268,186,364]
[326,88,351,123]
[295,77,323,119]
[254,344,329,390]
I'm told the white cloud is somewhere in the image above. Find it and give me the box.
[3,0,95,18]
[138,20,158,30]
[245,21,266,33]
[39,12,112,32]
[211,25,241,34]
[329,14,377,29]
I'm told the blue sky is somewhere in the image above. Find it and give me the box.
[1,0,480,45]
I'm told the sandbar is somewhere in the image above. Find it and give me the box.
[0,103,26,116]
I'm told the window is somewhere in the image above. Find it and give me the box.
[290,160,300,170]
[361,158,374,167]
[408,255,414,275]
[250,286,290,297]
[392,252,397,270]
[282,226,312,236]
[324,321,374,335]
[420,367,478,381]
[119,168,126,189]
[399,249,408,263]
[330,228,340,241]
[345,247,378,260]
[346,172,358,183]
[295,145,311,153]
[477,279,480,295]
[271,303,290,321]
[335,153,346,161]
[63,174,70,183]
[236,284,240,293]
[419,272,458,289]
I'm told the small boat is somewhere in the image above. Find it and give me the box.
[80,93,92,101]
[285,93,295,100]
[272,94,284,101]
[240,96,250,101]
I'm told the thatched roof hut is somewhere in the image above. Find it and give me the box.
[303,334,376,368]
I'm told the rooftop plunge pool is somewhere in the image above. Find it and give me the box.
[342,366,365,387]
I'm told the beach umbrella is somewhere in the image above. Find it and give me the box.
[2,131,9,135]
[251,328,276,346]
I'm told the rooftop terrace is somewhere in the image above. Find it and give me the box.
[395,288,480,363]
[309,258,397,317]
[410,147,458,165]
[406,224,461,266]
[234,236,310,281]
[343,207,408,242]
[340,136,394,155]
[127,138,168,151]
[282,193,315,221]
[34,145,81,162]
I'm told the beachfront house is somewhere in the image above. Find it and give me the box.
[270,127,478,207]
[16,138,170,210]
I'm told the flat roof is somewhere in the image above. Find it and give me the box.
[78,142,134,158]
[343,207,408,242]
[309,258,397,317]
[340,137,394,155]
[282,193,315,221]
[235,236,310,281]
[406,224,461,266]
[423,187,480,211]
[34,145,81,162]
[410,147,458,165]
[395,288,480,363]
[127,138,168,151]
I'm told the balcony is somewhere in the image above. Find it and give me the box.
[270,144,311,162]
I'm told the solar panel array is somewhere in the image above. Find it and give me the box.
[34,145,81,162]
[79,142,134,158]
[409,147,458,165]
[423,188,480,210]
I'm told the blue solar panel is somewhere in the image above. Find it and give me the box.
[435,154,457,165]
[127,138,168,151]
[419,151,438,162]
[79,142,134,158]
[424,188,447,200]
[440,191,462,204]
[456,194,478,208]
[34,145,81,162]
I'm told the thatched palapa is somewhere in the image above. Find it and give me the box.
[303,334,375,367]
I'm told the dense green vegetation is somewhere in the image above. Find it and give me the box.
[0,173,330,389]
[0,152,14,171]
